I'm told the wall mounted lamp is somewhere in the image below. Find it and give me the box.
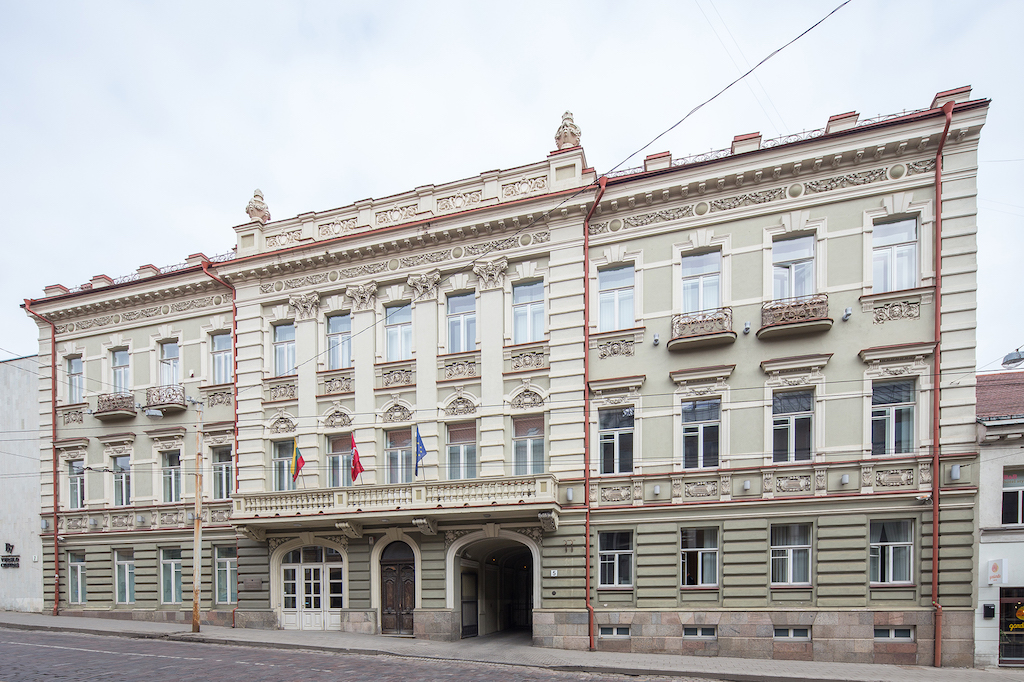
[653,485,661,496]
[743,322,751,334]
[951,464,962,481]
[840,474,850,485]
[653,333,660,346]
[842,307,853,321]
[566,487,574,502]
[742,479,751,491]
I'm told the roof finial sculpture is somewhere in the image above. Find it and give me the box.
[554,111,581,150]
[246,189,271,224]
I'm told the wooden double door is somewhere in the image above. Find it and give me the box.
[381,541,415,635]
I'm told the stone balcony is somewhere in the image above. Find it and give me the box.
[57,501,232,534]
[667,307,737,351]
[146,384,186,412]
[756,293,833,339]
[94,392,136,420]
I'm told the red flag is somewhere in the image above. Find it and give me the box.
[350,433,364,482]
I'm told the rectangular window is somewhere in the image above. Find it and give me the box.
[326,315,352,370]
[68,460,85,510]
[513,415,544,475]
[115,550,135,604]
[599,626,631,637]
[328,435,353,488]
[599,531,633,587]
[68,552,86,604]
[870,520,913,584]
[773,391,813,463]
[161,548,182,604]
[159,341,179,385]
[774,627,810,640]
[386,429,413,484]
[1003,470,1024,525]
[681,528,718,587]
[216,547,237,604]
[874,627,914,640]
[274,324,296,377]
[212,447,232,500]
[67,357,84,404]
[211,333,232,384]
[328,549,343,608]
[447,293,476,353]
[772,236,815,300]
[771,524,811,585]
[871,381,914,456]
[873,219,917,293]
[683,627,717,638]
[273,440,296,491]
[446,422,477,480]
[112,455,130,506]
[385,305,412,361]
[111,349,130,393]
[681,252,721,313]
[162,451,181,503]
[598,265,634,331]
[599,407,633,474]
[682,399,720,469]
[512,282,544,344]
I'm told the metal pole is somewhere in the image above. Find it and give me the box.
[192,400,203,632]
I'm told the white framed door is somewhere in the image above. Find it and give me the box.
[280,546,344,631]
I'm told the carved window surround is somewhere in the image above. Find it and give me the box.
[670,365,734,471]
[263,376,298,403]
[859,342,935,458]
[317,367,355,397]
[437,350,481,384]
[374,359,415,391]
[760,354,830,467]
[858,286,933,326]
[55,437,89,463]
[503,341,549,375]
[859,192,934,298]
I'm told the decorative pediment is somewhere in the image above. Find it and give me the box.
[55,437,89,461]
[761,353,831,387]
[268,413,297,433]
[509,382,545,410]
[860,342,934,379]
[381,402,413,423]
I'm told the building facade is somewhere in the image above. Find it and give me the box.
[975,371,1024,667]
[25,88,987,665]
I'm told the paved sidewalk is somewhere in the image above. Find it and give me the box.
[1,610,1023,682]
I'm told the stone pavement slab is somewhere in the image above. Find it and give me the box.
[2,610,1023,682]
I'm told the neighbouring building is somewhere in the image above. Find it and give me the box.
[0,356,43,612]
[24,87,987,666]
[975,371,1024,667]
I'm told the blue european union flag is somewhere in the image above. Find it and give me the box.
[414,426,427,476]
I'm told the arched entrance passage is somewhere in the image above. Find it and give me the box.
[380,541,415,635]
[447,531,540,638]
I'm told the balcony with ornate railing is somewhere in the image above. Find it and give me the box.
[757,294,833,339]
[94,392,136,420]
[58,501,232,533]
[146,384,186,412]
[667,307,737,351]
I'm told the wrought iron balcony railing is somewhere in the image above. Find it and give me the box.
[95,392,136,414]
[761,293,829,327]
[672,307,733,338]
[146,384,186,410]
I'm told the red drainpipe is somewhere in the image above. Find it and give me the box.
[582,175,608,651]
[23,299,60,615]
[931,99,955,668]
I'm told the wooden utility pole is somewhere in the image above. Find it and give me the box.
[192,399,203,632]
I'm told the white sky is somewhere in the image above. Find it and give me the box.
[1,0,1020,373]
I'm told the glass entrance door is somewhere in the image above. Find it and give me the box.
[1001,587,1024,665]
[281,546,344,630]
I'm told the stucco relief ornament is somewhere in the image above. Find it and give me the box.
[288,292,320,321]
[554,111,581,149]
[324,410,352,428]
[382,404,413,423]
[511,389,544,409]
[346,282,377,311]
[445,396,476,416]
[63,411,83,425]
[270,416,296,433]
[208,391,232,406]
[245,189,271,224]
[324,377,352,394]
[873,301,921,324]
[407,270,441,300]
[472,257,508,291]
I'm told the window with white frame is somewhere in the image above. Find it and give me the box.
[115,549,135,603]
[683,626,717,638]
[599,531,633,587]
[273,440,296,491]
[216,546,237,604]
[161,548,182,604]
[273,324,296,377]
[774,627,810,640]
[159,341,179,385]
[447,293,476,353]
[599,407,633,474]
[68,552,86,604]
[513,415,544,475]
[773,391,813,463]
[68,460,85,510]
[327,547,344,608]
[871,381,914,456]
[873,218,917,293]
[599,626,631,637]
[112,455,130,506]
[681,252,721,313]
[598,265,634,331]
[681,528,718,586]
[770,524,811,585]
[874,627,914,640]
[67,357,83,404]
[386,429,413,484]
[870,520,913,584]
[682,399,720,469]
[111,349,130,393]
[162,451,181,503]
[447,422,477,480]
[772,236,815,300]
[512,281,544,344]
[327,435,353,488]
[385,304,412,361]
[326,315,352,370]
[211,333,232,384]
[212,446,232,500]
[1003,470,1024,525]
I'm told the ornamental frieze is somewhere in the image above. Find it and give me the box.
[339,262,388,279]
[873,301,921,324]
[375,204,417,226]
[269,384,297,401]
[685,481,718,497]
[601,486,631,503]
[437,191,481,213]
[907,159,937,176]
[875,469,914,487]
[511,351,545,371]
[400,250,452,269]
[710,187,786,212]
[443,360,478,379]
[266,230,302,248]
[208,391,232,406]
[776,476,811,493]
[502,175,547,198]
[63,411,83,425]
[284,274,329,290]
[324,377,352,394]
[804,167,888,194]
[382,369,413,387]
[120,306,161,322]
[318,218,357,237]
[53,296,222,334]
[815,470,826,491]
[464,235,520,256]
[210,509,232,523]
[597,339,634,359]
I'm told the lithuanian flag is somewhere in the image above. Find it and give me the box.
[291,440,305,481]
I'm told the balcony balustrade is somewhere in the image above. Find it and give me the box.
[58,501,232,533]
[757,293,833,339]
[667,307,737,351]
[146,384,186,411]
[94,392,136,420]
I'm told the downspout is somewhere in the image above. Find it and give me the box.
[582,175,608,651]
[199,261,240,628]
[931,100,955,668]
[24,299,60,615]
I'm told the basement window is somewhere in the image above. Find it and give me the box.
[599,626,630,637]
[683,626,717,638]
[774,627,810,640]
[874,627,913,641]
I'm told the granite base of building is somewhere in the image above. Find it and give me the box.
[55,607,264,628]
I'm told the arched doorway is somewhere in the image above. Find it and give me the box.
[451,533,538,639]
[380,541,415,635]
[280,545,344,630]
